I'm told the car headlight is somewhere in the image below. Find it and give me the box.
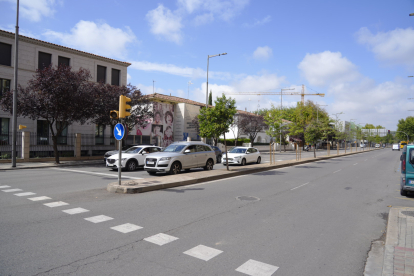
[159,157,171,161]
[234,156,241,159]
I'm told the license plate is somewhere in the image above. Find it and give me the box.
[409,180,414,184]
[147,161,154,165]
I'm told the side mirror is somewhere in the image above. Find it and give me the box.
[184,149,191,153]
[246,152,250,154]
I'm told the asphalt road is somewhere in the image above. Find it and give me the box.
[0,148,407,276]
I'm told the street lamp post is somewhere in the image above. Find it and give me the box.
[12,0,19,168]
[206,53,227,108]
[350,119,356,152]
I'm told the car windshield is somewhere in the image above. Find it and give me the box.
[163,144,186,152]
[229,148,247,154]
[125,147,142,153]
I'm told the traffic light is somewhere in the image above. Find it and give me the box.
[388,130,390,134]
[19,125,26,130]
[110,110,119,120]
[119,95,131,118]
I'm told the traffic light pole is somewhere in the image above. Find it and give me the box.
[118,138,122,185]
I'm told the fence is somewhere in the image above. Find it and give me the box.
[0,132,22,159]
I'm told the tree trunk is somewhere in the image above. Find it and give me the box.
[224,133,229,171]
[314,143,316,158]
[52,136,60,164]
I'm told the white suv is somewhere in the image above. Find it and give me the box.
[106,145,162,171]
[144,141,216,175]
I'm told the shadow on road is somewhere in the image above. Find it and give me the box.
[162,188,205,193]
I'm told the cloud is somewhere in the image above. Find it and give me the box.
[356,27,414,67]
[243,15,271,28]
[298,51,360,87]
[43,20,136,59]
[1,0,57,22]
[130,60,232,80]
[253,46,273,61]
[146,4,183,44]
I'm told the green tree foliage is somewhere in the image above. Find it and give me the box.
[198,94,237,170]
[264,104,289,151]
[208,90,212,106]
[304,118,332,158]
[397,116,414,142]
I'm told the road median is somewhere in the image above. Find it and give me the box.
[107,149,378,194]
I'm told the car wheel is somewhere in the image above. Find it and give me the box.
[204,159,214,170]
[169,162,181,175]
[148,171,156,176]
[256,157,261,164]
[126,160,138,171]
[241,158,246,166]
[401,187,408,196]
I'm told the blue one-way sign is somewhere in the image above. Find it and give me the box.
[114,123,125,140]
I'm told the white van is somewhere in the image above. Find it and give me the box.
[392,144,400,151]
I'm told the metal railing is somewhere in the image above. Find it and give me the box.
[0,132,22,159]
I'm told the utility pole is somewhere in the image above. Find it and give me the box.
[153,80,156,94]
[12,0,19,168]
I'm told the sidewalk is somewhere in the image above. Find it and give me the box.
[0,159,103,170]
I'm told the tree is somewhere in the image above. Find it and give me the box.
[229,113,243,146]
[239,113,265,146]
[198,94,237,170]
[264,104,290,151]
[208,90,212,106]
[304,118,332,158]
[397,116,414,142]
[0,65,95,164]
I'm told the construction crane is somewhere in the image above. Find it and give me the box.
[225,85,324,104]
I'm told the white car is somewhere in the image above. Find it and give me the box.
[392,144,400,151]
[222,147,261,166]
[106,145,162,171]
[375,144,380,148]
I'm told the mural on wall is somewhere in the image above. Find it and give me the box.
[151,102,174,147]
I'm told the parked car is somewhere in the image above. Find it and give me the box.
[222,146,261,166]
[104,144,138,163]
[400,145,413,196]
[375,144,380,148]
[360,143,366,148]
[211,146,222,163]
[393,144,400,151]
[106,145,162,171]
[144,141,216,175]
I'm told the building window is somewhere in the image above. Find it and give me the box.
[0,78,11,98]
[95,124,105,145]
[58,56,70,68]
[97,65,106,83]
[111,69,120,86]
[0,42,12,66]
[0,118,10,145]
[56,122,68,145]
[37,120,49,145]
[38,52,52,70]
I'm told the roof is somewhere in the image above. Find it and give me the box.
[0,29,131,67]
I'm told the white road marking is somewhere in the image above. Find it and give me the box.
[62,207,90,215]
[0,185,10,189]
[44,201,69,207]
[84,215,113,223]
[183,245,223,261]
[14,192,36,197]
[236,259,279,276]
[2,189,23,192]
[291,182,309,191]
[28,196,51,201]
[110,223,142,233]
[52,168,143,179]
[333,169,342,174]
[144,233,179,246]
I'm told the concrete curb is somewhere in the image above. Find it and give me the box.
[107,149,378,194]
[0,160,104,171]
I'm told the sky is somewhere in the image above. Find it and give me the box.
[1,0,414,130]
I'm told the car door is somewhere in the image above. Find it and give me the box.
[137,147,151,164]
[196,145,209,166]
[246,148,254,163]
[182,145,198,168]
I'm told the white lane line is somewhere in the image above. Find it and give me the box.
[28,196,51,201]
[144,233,179,246]
[14,192,36,197]
[62,207,90,215]
[236,259,279,276]
[333,169,342,174]
[52,168,143,179]
[291,182,309,191]
[44,201,69,207]
[183,245,223,261]
[2,189,23,192]
[353,163,358,165]
[0,185,11,189]
[84,215,113,223]
[110,223,142,233]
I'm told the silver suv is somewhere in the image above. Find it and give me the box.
[144,141,216,175]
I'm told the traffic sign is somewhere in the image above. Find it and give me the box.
[114,123,125,140]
